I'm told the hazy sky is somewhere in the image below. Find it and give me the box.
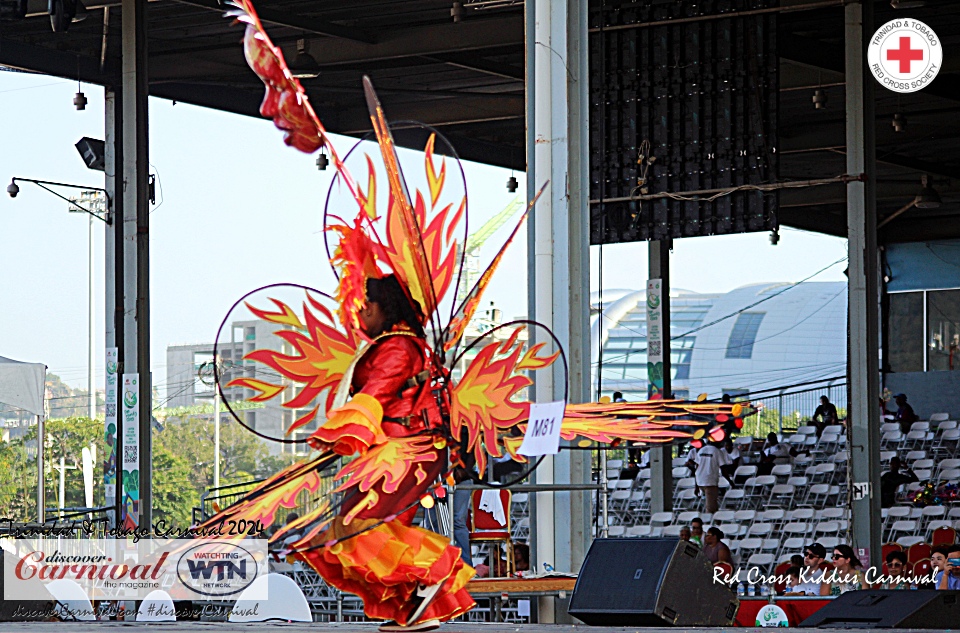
[0,70,848,397]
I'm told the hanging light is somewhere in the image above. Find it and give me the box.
[289,39,320,79]
[812,88,827,110]
[506,174,518,192]
[315,148,328,171]
[892,112,907,133]
[769,226,780,245]
[74,56,86,111]
[451,1,464,22]
[915,174,941,209]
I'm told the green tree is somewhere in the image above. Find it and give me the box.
[152,443,193,527]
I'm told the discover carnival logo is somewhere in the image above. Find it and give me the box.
[868,18,942,93]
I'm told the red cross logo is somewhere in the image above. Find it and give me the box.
[887,36,924,74]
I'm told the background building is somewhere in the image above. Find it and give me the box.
[591,282,847,402]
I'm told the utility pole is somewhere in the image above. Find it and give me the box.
[69,190,106,421]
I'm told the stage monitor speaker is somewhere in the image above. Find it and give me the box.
[568,537,738,626]
[800,590,959,628]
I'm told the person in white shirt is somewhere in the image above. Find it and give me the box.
[720,438,741,486]
[758,432,792,476]
[688,441,731,513]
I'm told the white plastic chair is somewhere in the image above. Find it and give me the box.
[46,578,96,621]
[229,573,312,622]
[137,589,177,622]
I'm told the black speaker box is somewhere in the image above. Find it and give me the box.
[568,537,738,626]
[800,590,959,628]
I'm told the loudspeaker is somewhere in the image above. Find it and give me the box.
[800,590,959,628]
[568,538,738,626]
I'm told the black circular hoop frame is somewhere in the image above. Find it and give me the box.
[213,282,341,444]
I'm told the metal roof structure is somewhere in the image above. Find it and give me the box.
[2,0,959,241]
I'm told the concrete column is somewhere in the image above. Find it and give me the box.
[121,0,151,529]
[649,241,673,514]
[529,0,590,623]
[845,0,881,570]
[105,87,123,528]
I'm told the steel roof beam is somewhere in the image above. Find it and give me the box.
[172,0,378,44]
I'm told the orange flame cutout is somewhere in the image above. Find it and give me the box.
[226,294,360,423]
[451,328,558,474]
[196,458,326,537]
[335,436,439,496]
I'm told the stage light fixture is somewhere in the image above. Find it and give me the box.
[75,137,105,171]
[7,180,19,198]
[915,174,941,209]
[812,88,827,109]
[769,227,780,245]
[289,39,320,79]
[892,112,906,133]
[506,175,518,192]
[316,149,328,171]
[451,2,464,22]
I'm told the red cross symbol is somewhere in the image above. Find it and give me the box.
[887,36,924,73]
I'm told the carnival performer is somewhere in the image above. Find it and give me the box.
[294,274,475,632]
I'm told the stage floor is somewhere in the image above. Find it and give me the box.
[0,624,948,632]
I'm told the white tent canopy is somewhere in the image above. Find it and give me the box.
[0,355,46,416]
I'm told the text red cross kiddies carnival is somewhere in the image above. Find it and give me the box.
[887,36,924,73]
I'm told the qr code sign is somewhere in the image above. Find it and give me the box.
[105,403,116,417]
[124,445,138,464]
[648,341,661,357]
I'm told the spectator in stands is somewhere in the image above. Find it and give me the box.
[812,395,839,437]
[786,543,827,595]
[790,554,804,568]
[720,438,741,486]
[687,441,731,513]
[690,517,705,546]
[513,543,530,575]
[679,526,692,543]
[882,551,910,589]
[612,391,626,403]
[758,432,791,476]
[894,393,918,434]
[702,527,732,565]
[934,546,960,590]
[823,544,865,595]
[880,457,919,508]
[782,566,803,594]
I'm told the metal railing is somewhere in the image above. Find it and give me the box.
[744,376,847,436]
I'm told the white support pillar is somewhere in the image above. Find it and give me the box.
[845,0,881,570]
[121,0,151,529]
[529,0,590,623]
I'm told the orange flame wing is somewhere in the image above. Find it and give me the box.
[334,436,440,495]
[450,328,559,474]
[225,293,360,432]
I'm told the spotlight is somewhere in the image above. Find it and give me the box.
[289,39,320,79]
[812,89,827,109]
[915,174,941,209]
[769,227,780,245]
[451,1,464,22]
[506,175,518,193]
[7,180,19,198]
[316,150,328,171]
[75,137,105,171]
[74,90,87,111]
[892,112,907,133]
[49,0,77,32]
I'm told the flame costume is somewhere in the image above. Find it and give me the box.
[196,1,757,627]
[298,330,475,625]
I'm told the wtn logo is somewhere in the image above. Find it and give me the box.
[186,559,248,580]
